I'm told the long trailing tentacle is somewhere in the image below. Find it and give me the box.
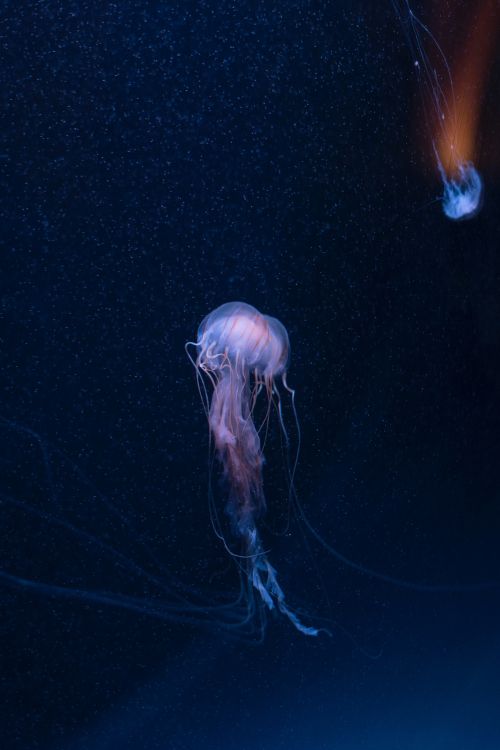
[244,525,319,637]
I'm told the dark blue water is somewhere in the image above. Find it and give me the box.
[2,1,500,748]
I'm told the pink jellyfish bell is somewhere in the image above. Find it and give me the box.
[190,301,318,636]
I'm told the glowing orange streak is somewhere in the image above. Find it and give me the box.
[436,0,500,176]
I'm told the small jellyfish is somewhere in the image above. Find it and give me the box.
[392,0,494,220]
[188,302,318,636]
[437,158,483,220]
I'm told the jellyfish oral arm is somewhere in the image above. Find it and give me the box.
[211,371,317,635]
[249,534,319,637]
[209,368,263,531]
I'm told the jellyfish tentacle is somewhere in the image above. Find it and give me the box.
[245,524,319,637]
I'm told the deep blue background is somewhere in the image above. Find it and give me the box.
[1,1,500,748]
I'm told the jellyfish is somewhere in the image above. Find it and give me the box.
[437,158,483,221]
[392,0,495,220]
[187,302,318,636]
